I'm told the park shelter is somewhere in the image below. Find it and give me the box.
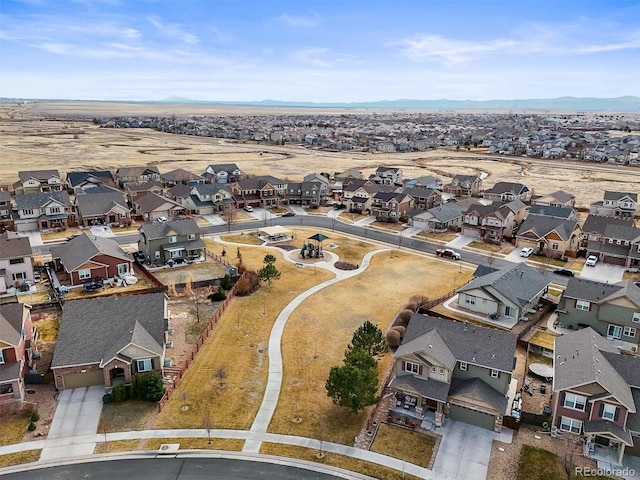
[258,225,292,243]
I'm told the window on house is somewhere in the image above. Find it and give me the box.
[563,393,587,411]
[168,236,177,243]
[623,326,636,338]
[404,362,420,374]
[576,300,590,311]
[137,359,152,372]
[119,212,127,218]
[552,243,559,250]
[9,258,25,265]
[117,264,129,276]
[438,367,445,375]
[602,404,617,421]
[431,366,437,373]
[78,269,91,280]
[170,250,182,259]
[188,233,196,240]
[490,369,499,378]
[0,349,4,364]
[616,239,622,245]
[49,207,61,214]
[459,362,468,371]
[12,272,25,281]
[608,324,622,339]
[23,209,33,215]
[465,296,476,305]
[633,312,640,323]
[560,417,582,434]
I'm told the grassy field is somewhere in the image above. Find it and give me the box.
[370,424,435,468]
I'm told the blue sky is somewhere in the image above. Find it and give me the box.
[1,0,638,102]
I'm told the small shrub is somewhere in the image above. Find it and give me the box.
[30,412,40,422]
[397,309,414,326]
[392,325,406,337]
[404,302,419,313]
[27,422,36,432]
[409,295,430,308]
[208,287,227,302]
[220,274,234,290]
[143,372,165,402]
[386,329,402,348]
[102,394,113,404]
[235,271,259,296]
[110,383,127,402]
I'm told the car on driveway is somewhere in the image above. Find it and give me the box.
[553,268,575,277]
[435,248,461,260]
[282,211,295,217]
[585,255,598,267]
[244,205,253,212]
[520,247,534,257]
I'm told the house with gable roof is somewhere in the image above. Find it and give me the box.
[586,224,640,267]
[515,214,582,259]
[443,174,483,197]
[552,328,640,465]
[589,191,638,220]
[531,190,576,208]
[0,232,33,294]
[182,184,232,215]
[51,293,168,389]
[230,179,278,209]
[138,217,204,265]
[370,191,414,223]
[160,168,205,187]
[74,188,131,227]
[462,200,525,243]
[482,181,532,203]
[133,192,188,222]
[202,163,242,184]
[13,191,72,232]
[13,170,63,195]
[115,166,160,187]
[66,170,115,194]
[401,186,441,211]
[388,314,517,432]
[410,202,469,232]
[457,263,549,325]
[369,166,403,186]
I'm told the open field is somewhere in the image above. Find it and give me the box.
[2,103,640,209]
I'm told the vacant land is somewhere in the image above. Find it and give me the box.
[2,103,640,209]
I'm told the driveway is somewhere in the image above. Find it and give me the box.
[202,214,225,226]
[39,386,104,461]
[289,205,308,216]
[579,262,625,283]
[433,419,512,480]
[90,225,115,237]
[444,234,476,250]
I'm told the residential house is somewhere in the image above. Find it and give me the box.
[482,182,532,203]
[0,232,33,294]
[286,181,324,206]
[160,168,205,187]
[13,191,72,232]
[404,175,442,190]
[369,167,403,186]
[49,233,133,287]
[341,178,373,201]
[182,184,232,215]
[462,201,524,243]
[51,293,168,389]
[166,183,192,203]
[230,180,278,209]
[0,303,36,415]
[0,191,11,222]
[133,192,188,222]
[556,278,640,350]
[586,224,640,267]
[370,192,414,223]
[345,184,390,213]
[528,205,576,220]
[138,217,205,265]
[590,191,638,220]
[74,189,131,227]
[203,163,242,184]
[388,314,517,432]
[126,180,164,205]
[334,168,363,181]
[515,215,582,259]
[65,171,115,194]
[443,174,483,197]
[551,328,640,465]
[13,170,62,195]
[531,190,576,208]
[582,215,634,245]
[402,187,442,211]
[457,263,549,324]
[115,166,160,187]
[257,175,289,199]
[410,202,468,232]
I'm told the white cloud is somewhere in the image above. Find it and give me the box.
[148,16,199,45]
[276,14,317,28]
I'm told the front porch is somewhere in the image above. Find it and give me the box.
[386,391,445,431]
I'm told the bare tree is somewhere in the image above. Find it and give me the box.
[214,366,228,387]
[223,203,237,233]
[203,409,213,445]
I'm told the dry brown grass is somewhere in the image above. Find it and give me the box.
[416,231,458,242]
[94,440,140,454]
[259,443,422,480]
[143,438,244,451]
[268,251,474,445]
[98,400,157,433]
[467,241,502,252]
[154,243,334,430]
[0,414,31,446]
[220,233,264,245]
[370,424,435,467]
[0,450,41,468]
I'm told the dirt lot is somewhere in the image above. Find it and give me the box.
[2,102,640,209]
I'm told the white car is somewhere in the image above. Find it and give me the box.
[244,205,254,212]
[586,255,598,267]
[520,247,534,258]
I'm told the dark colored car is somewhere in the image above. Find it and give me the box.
[282,212,296,217]
[333,203,347,210]
[553,268,575,277]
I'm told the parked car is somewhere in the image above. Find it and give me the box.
[553,268,575,277]
[244,205,253,212]
[282,211,296,217]
[520,247,534,258]
[585,255,598,267]
[333,203,347,210]
[435,248,461,260]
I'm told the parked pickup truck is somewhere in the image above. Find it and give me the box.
[435,248,461,260]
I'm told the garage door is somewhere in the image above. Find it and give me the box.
[448,404,495,431]
[603,255,626,266]
[62,370,104,389]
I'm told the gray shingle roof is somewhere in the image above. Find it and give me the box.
[584,420,633,445]
[458,262,549,308]
[517,215,578,242]
[50,233,132,272]
[484,181,528,195]
[15,191,70,210]
[66,171,114,188]
[18,169,60,182]
[0,232,32,260]
[138,217,200,240]
[603,224,640,242]
[562,277,624,302]
[160,168,204,183]
[75,191,128,217]
[582,215,633,235]
[388,375,450,402]
[528,205,575,219]
[399,314,517,372]
[0,303,25,346]
[52,293,166,368]
[604,191,638,202]
[134,192,183,212]
[449,377,508,413]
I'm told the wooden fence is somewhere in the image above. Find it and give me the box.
[157,274,243,412]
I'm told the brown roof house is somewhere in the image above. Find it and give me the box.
[134,192,188,222]
[51,293,168,389]
[0,232,34,295]
[13,169,63,195]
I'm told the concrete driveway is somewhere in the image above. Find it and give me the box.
[289,205,308,216]
[39,386,104,461]
[444,234,476,250]
[433,419,512,480]
[579,262,625,283]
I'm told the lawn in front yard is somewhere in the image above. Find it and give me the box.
[154,242,334,430]
[370,424,435,468]
[98,400,157,434]
[268,251,474,445]
[0,414,41,466]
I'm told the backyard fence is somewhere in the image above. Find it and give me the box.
[157,273,244,412]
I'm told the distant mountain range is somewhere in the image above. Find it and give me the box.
[156,96,640,112]
[2,96,640,112]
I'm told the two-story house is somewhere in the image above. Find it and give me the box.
[138,217,205,265]
[388,314,517,432]
[556,278,640,350]
[115,166,161,187]
[13,170,62,195]
[51,293,168,389]
[443,174,483,197]
[582,215,633,246]
[462,201,524,243]
[586,224,640,268]
[0,232,34,294]
[531,190,576,208]
[589,191,638,220]
[65,171,115,194]
[369,167,403,186]
[126,181,164,205]
[230,180,278,209]
[0,191,11,223]
[182,184,233,215]
[552,328,640,465]
[482,182,532,203]
[160,168,205,187]
[404,175,442,190]
[13,191,72,232]
[286,181,325,206]
[515,214,582,259]
[0,303,36,415]
[133,192,188,222]
[402,187,442,211]
[370,192,414,223]
[203,163,242,184]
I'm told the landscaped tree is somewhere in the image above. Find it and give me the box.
[343,347,377,371]
[325,364,380,413]
[257,254,281,285]
[223,203,237,233]
[349,321,387,357]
